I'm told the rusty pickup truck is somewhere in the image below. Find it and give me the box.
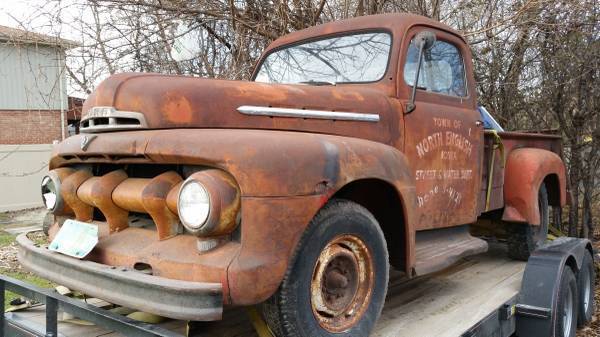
[18,13,569,337]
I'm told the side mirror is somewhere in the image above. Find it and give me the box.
[414,30,436,50]
[406,31,436,113]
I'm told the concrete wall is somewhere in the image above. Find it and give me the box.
[0,144,52,211]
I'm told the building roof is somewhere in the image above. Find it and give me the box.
[0,25,79,49]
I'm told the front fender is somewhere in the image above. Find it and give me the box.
[148,130,417,305]
[502,148,567,225]
[51,129,417,305]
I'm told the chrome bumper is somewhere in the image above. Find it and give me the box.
[17,233,223,321]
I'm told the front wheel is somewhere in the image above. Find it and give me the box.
[262,199,389,337]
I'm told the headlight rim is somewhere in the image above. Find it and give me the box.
[41,172,64,212]
[177,177,213,234]
[176,169,240,237]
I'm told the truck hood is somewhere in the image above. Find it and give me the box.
[82,73,399,144]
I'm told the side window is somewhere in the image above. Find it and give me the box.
[404,38,467,97]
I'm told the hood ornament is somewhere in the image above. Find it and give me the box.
[80,134,96,151]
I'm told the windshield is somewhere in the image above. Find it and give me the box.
[254,32,392,84]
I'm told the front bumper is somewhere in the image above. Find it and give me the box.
[17,233,223,321]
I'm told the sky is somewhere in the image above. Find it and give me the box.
[0,1,90,97]
[0,0,82,40]
[0,1,197,98]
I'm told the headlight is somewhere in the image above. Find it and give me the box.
[178,180,211,231]
[177,169,241,236]
[40,168,75,214]
[41,175,58,210]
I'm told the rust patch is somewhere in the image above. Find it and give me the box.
[142,171,183,240]
[162,92,193,123]
[311,234,374,332]
[62,169,93,222]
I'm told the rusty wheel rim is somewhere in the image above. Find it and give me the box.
[310,234,374,332]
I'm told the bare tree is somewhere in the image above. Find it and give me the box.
[17,0,600,238]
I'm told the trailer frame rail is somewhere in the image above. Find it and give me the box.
[0,274,184,337]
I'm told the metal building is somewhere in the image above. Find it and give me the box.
[0,25,77,211]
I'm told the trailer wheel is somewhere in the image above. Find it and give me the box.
[507,183,549,261]
[577,250,595,327]
[261,199,389,337]
[554,266,578,337]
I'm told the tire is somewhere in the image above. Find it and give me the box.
[577,250,596,327]
[507,183,549,261]
[554,266,578,337]
[42,212,53,236]
[261,199,389,337]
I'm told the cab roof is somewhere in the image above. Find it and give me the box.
[264,13,465,52]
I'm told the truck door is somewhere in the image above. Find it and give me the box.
[399,27,483,230]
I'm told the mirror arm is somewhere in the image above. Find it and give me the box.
[406,44,425,113]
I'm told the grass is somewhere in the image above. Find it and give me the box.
[2,269,56,309]
[0,230,55,309]
[0,231,15,248]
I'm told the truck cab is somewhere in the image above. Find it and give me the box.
[19,13,571,337]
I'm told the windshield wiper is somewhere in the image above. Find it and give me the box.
[298,80,336,86]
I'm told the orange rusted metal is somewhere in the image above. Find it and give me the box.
[27,13,569,316]
[80,170,129,233]
[310,234,373,332]
[185,170,240,237]
[62,169,93,221]
[502,148,567,225]
[166,181,181,215]
[112,178,149,213]
[142,171,182,240]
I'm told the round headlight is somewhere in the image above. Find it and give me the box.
[178,179,211,231]
[41,175,58,210]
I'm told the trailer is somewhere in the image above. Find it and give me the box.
[1,237,595,337]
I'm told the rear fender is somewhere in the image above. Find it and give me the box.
[502,148,567,225]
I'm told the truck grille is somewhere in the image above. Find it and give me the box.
[80,107,148,133]
[57,166,182,241]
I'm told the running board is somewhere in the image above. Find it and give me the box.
[414,225,489,276]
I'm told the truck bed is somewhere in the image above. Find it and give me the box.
[9,245,525,337]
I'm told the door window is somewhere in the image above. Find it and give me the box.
[404,38,467,97]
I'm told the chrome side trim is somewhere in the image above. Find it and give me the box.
[237,105,380,122]
[80,106,148,133]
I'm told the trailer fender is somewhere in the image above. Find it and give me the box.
[502,148,567,225]
[515,237,593,337]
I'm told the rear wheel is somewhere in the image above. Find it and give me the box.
[262,199,389,337]
[554,267,578,337]
[507,183,549,261]
[577,250,596,327]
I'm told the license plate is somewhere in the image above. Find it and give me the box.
[49,219,99,259]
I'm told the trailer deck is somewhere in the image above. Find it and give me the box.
[5,244,526,337]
